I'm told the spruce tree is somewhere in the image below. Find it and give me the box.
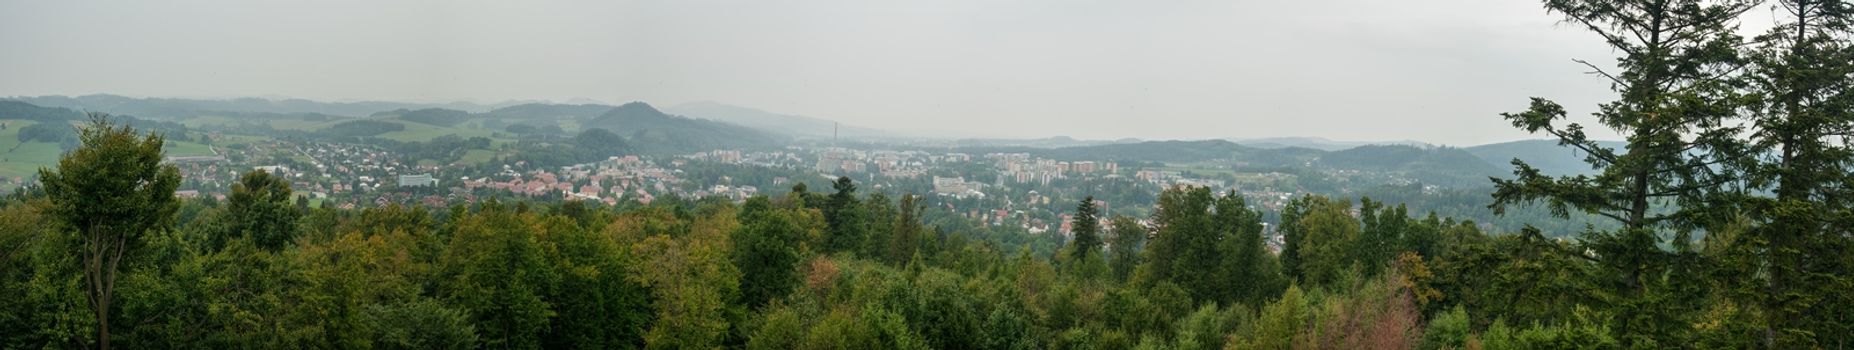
[1740,0,1854,345]
[1492,0,1757,344]
[824,177,866,254]
[1068,196,1102,262]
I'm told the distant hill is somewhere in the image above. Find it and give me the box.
[1466,139,1628,176]
[664,101,885,139]
[0,101,84,122]
[1320,145,1498,172]
[1318,145,1505,186]
[951,136,1131,149]
[3,94,504,119]
[484,103,616,121]
[584,102,780,154]
[373,108,472,127]
[316,120,406,138]
[1232,137,1430,151]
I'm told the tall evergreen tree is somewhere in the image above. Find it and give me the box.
[1213,191,1281,307]
[824,177,867,254]
[38,114,182,350]
[1278,195,1316,283]
[1739,0,1854,346]
[886,194,926,266]
[1138,187,1228,302]
[1492,0,1756,345]
[1068,196,1103,262]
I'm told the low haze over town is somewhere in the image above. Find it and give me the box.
[3,1,1852,348]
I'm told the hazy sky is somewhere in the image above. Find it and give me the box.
[1,0,1648,145]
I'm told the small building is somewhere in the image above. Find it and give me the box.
[398,174,438,187]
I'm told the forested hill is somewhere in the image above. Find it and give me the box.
[482,103,617,121]
[3,94,503,119]
[1319,145,1505,185]
[1464,139,1630,176]
[665,101,887,139]
[584,102,782,154]
[0,101,84,122]
[374,108,473,127]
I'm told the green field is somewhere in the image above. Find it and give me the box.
[163,140,217,157]
[558,119,583,134]
[0,120,64,179]
[182,115,349,131]
[270,118,337,131]
[374,119,503,142]
[213,134,270,146]
[0,120,222,181]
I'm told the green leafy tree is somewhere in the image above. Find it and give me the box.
[1231,284,1306,350]
[1278,195,1317,283]
[363,298,480,350]
[537,214,652,349]
[734,196,806,308]
[980,305,1038,350]
[1357,198,1409,275]
[1137,187,1219,300]
[612,206,741,349]
[38,114,182,350]
[745,304,804,350]
[0,199,93,348]
[1296,196,1360,287]
[435,202,559,349]
[1106,216,1145,283]
[1215,191,1283,307]
[212,169,300,252]
[1419,305,1471,350]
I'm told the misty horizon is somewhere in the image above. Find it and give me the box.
[0,0,1656,145]
[0,92,1596,147]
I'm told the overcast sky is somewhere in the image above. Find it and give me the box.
[0,0,1657,145]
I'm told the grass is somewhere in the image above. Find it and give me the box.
[0,120,63,179]
[374,120,474,142]
[163,140,217,157]
[0,120,211,184]
[181,115,347,131]
[269,118,335,131]
[213,134,270,146]
[178,115,244,128]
